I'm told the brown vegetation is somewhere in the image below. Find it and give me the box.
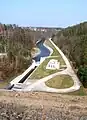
[52,22,87,87]
[0,91,87,119]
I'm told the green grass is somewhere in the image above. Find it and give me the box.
[29,40,66,80]
[44,40,60,56]
[29,56,66,79]
[67,86,87,96]
[45,75,73,89]
[45,40,65,65]
[30,57,59,79]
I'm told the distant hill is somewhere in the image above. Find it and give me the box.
[52,22,87,87]
[27,27,62,41]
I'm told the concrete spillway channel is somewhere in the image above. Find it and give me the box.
[7,64,36,90]
[7,67,36,90]
[8,39,51,91]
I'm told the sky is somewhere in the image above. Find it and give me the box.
[0,0,87,27]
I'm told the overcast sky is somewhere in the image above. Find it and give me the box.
[0,0,87,27]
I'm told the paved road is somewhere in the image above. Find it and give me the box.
[23,38,81,93]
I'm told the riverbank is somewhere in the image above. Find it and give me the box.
[9,39,51,90]
[23,38,82,94]
[31,47,41,58]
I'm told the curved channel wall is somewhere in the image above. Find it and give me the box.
[33,40,50,62]
[10,39,51,87]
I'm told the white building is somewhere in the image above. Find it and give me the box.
[46,59,60,70]
[0,53,7,58]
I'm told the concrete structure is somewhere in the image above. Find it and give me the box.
[0,53,7,58]
[46,59,60,70]
[10,60,36,85]
[23,38,81,93]
[40,57,46,64]
[11,38,81,93]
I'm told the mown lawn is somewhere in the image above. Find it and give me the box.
[29,40,66,80]
[45,75,74,89]
[44,40,60,56]
[29,57,59,79]
[45,40,65,65]
[29,56,66,79]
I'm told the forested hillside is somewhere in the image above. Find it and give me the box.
[0,24,35,87]
[52,22,87,87]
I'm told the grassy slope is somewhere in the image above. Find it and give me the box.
[44,40,65,65]
[29,40,66,79]
[67,86,87,96]
[45,75,74,89]
[30,57,59,79]
[26,39,87,95]
[44,39,60,56]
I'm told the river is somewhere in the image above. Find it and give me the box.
[8,39,51,90]
[33,40,50,62]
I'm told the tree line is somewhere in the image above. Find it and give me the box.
[52,22,87,87]
[0,23,35,82]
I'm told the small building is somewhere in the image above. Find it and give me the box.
[46,59,60,70]
[0,53,7,58]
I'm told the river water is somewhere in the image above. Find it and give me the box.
[33,40,50,62]
[8,40,51,90]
